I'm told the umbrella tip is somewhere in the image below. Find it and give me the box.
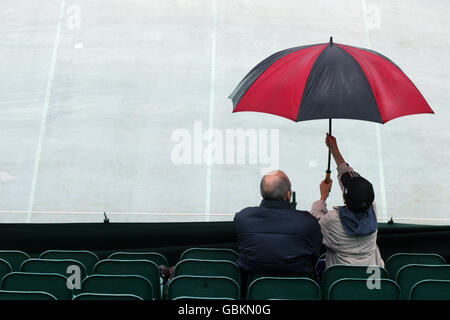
[329,36,333,44]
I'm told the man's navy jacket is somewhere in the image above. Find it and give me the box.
[234,199,323,276]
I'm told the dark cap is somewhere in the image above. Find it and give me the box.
[341,171,375,212]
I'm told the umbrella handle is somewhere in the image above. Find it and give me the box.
[325,171,331,184]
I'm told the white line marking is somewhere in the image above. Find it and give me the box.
[361,0,388,221]
[2,210,234,216]
[26,0,66,223]
[204,0,217,222]
[375,126,388,220]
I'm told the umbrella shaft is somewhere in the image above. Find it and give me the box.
[327,118,332,172]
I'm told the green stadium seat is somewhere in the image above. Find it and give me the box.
[0,259,12,282]
[409,280,450,300]
[180,248,239,262]
[80,275,153,300]
[385,253,446,280]
[174,259,240,284]
[247,271,315,286]
[328,278,400,300]
[396,264,450,300]
[39,250,99,275]
[0,250,31,272]
[93,259,161,299]
[167,275,240,300]
[108,252,168,267]
[73,293,143,300]
[20,259,87,280]
[321,265,389,300]
[247,277,320,300]
[0,290,57,300]
[1,272,72,300]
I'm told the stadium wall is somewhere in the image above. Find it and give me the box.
[0,222,449,264]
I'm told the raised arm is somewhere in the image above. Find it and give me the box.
[326,133,345,166]
[326,134,360,192]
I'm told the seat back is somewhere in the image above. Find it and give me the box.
[0,290,57,300]
[81,275,153,300]
[385,253,446,280]
[328,278,400,300]
[108,252,168,267]
[93,259,161,299]
[396,264,450,300]
[409,280,450,300]
[247,277,320,300]
[0,259,12,282]
[21,259,87,280]
[0,250,31,272]
[322,265,388,300]
[73,293,143,300]
[167,275,239,300]
[39,250,99,275]
[1,272,72,300]
[180,248,239,262]
[174,259,240,284]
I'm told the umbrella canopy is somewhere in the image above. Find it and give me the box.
[229,37,433,124]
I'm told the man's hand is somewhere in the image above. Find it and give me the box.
[320,179,333,201]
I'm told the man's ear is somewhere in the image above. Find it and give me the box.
[286,191,291,202]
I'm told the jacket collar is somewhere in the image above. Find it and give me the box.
[260,199,292,210]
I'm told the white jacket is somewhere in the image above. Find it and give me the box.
[311,162,384,267]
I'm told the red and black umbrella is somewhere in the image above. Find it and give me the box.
[229,37,433,181]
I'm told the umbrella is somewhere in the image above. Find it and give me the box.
[229,37,433,182]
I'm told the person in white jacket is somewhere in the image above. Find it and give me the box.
[311,134,384,268]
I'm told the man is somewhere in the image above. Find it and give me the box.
[234,170,323,279]
[311,134,384,267]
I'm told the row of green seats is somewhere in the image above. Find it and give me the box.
[1,249,449,300]
[1,273,450,300]
[0,259,162,300]
[0,247,238,274]
[0,272,153,300]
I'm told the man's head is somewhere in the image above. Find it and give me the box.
[341,172,375,212]
[260,170,292,201]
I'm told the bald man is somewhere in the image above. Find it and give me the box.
[234,170,322,280]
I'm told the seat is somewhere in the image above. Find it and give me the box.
[180,248,239,262]
[93,259,161,299]
[108,252,168,267]
[39,250,99,275]
[321,265,389,300]
[396,264,450,300]
[174,259,240,284]
[0,250,31,272]
[80,275,153,300]
[0,272,72,300]
[0,290,57,300]
[247,277,320,300]
[385,253,446,280]
[73,293,143,300]
[328,278,400,300]
[410,280,450,300]
[0,259,12,282]
[20,259,87,280]
[167,275,240,300]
